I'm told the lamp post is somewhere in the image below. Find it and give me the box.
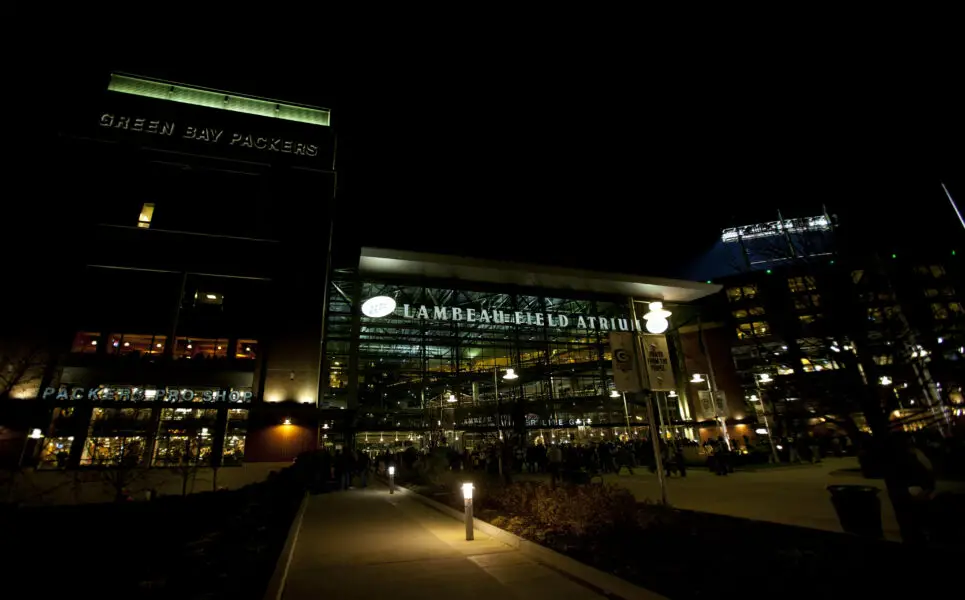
[494,368,518,476]
[462,482,474,541]
[628,299,669,505]
[388,465,395,494]
[691,373,731,448]
[752,374,781,463]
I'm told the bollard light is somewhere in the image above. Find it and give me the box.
[388,466,395,476]
[462,482,474,540]
[388,465,395,494]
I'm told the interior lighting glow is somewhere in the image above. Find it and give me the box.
[108,73,331,127]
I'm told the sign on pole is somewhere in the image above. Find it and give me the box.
[641,334,676,391]
[609,332,642,392]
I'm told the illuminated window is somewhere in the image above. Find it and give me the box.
[236,339,258,359]
[81,436,144,466]
[950,302,963,314]
[38,437,74,469]
[794,295,821,310]
[71,332,100,353]
[225,409,248,465]
[788,276,817,293]
[736,321,770,339]
[174,337,228,359]
[108,333,166,355]
[749,306,766,316]
[799,314,818,324]
[916,265,946,278]
[726,285,758,302]
[867,308,883,323]
[924,289,939,298]
[873,355,894,365]
[137,203,155,229]
[732,309,748,319]
[931,303,948,320]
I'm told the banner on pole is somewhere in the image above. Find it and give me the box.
[609,332,642,392]
[642,334,676,391]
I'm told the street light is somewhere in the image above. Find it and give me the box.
[880,376,893,386]
[643,302,672,334]
[462,483,474,541]
[754,373,781,463]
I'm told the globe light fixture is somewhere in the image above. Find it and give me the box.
[759,373,773,383]
[502,368,518,380]
[690,373,705,383]
[610,390,621,398]
[668,390,678,398]
[448,394,457,403]
[361,296,397,318]
[643,302,672,334]
[29,428,43,439]
[879,375,892,386]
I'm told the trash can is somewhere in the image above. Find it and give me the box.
[827,485,883,538]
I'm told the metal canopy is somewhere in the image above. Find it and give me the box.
[359,248,722,303]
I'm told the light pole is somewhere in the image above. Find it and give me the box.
[462,482,474,541]
[628,299,669,505]
[494,367,518,476]
[691,373,729,447]
[752,374,780,463]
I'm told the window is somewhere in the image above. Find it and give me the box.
[732,309,748,319]
[173,337,228,359]
[70,332,100,353]
[867,308,883,323]
[798,314,822,325]
[137,203,155,229]
[38,437,74,469]
[236,339,259,359]
[81,436,144,466]
[108,333,166,355]
[916,265,946,278]
[225,409,248,465]
[931,303,948,320]
[726,285,758,302]
[851,270,865,285]
[196,291,224,306]
[950,302,963,314]
[883,305,902,320]
[788,276,817,293]
[924,289,940,298]
[874,355,894,365]
[794,295,821,310]
[943,287,957,297]
[736,321,770,339]
[748,306,766,316]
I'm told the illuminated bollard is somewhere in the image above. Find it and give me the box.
[462,482,474,541]
[388,465,395,494]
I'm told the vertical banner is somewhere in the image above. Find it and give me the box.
[642,334,676,391]
[609,332,642,392]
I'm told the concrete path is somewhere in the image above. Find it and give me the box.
[282,485,607,600]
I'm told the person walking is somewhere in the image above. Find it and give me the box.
[357,451,370,488]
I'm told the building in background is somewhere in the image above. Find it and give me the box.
[0,72,335,479]
[322,248,721,453]
[691,211,963,444]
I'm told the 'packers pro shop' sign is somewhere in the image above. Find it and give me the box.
[42,385,253,403]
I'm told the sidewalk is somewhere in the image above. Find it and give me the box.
[281,484,608,600]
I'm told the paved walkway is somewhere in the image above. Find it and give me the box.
[282,484,608,600]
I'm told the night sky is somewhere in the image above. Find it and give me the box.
[14,44,963,280]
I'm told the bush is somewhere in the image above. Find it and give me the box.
[485,482,637,537]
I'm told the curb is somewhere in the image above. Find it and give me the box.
[263,491,310,600]
[392,483,665,600]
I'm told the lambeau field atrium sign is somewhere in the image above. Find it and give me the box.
[361,296,657,332]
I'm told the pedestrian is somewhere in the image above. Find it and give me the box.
[357,450,370,488]
[675,443,687,478]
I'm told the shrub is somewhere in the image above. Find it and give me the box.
[486,482,637,537]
